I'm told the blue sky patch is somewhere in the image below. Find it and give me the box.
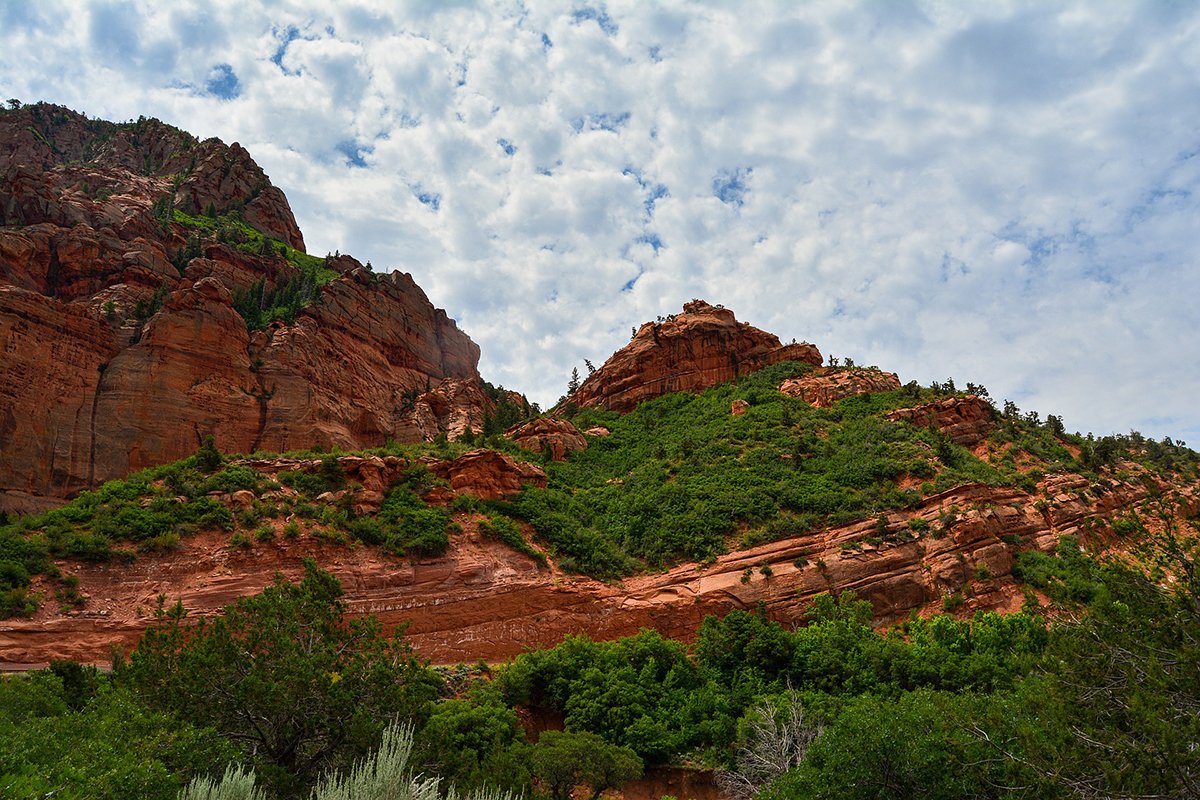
[205,64,241,100]
[637,232,663,252]
[571,111,629,133]
[335,140,369,168]
[713,167,752,207]
[497,138,517,156]
[622,167,669,218]
[571,7,618,36]
[270,25,304,75]
[414,187,441,211]
[644,183,668,216]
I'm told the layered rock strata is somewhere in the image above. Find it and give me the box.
[5,462,1193,666]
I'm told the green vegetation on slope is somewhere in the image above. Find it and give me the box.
[170,208,339,331]
[4,364,1198,618]
[517,365,1027,577]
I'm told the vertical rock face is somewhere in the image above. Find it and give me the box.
[570,299,823,413]
[0,104,487,512]
[0,286,119,511]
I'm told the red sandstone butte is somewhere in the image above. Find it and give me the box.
[569,299,822,414]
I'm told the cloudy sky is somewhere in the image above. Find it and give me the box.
[2,1,1198,444]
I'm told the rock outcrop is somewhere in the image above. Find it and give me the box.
[0,105,303,250]
[429,449,547,500]
[0,104,488,512]
[886,396,996,446]
[778,367,902,408]
[398,378,493,443]
[569,300,822,413]
[505,417,587,461]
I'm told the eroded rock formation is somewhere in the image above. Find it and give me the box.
[0,104,487,512]
[505,417,587,461]
[429,449,548,500]
[886,395,996,446]
[778,367,902,408]
[569,300,822,413]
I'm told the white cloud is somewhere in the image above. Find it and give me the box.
[1,0,1198,444]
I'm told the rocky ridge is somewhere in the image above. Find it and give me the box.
[0,104,494,513]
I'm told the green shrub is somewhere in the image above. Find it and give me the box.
[479,515,546,565]
[202,466,261,494]
[0,558,31,590]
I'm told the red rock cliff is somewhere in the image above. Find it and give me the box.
[0,104,487,512]
[569,299,823,413]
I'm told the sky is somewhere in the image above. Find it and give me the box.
[2,1,1198,445]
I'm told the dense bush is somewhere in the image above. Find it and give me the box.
[0,675,237,800]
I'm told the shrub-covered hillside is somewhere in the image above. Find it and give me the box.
[2,361,1197,620]
[516,362,1197,576]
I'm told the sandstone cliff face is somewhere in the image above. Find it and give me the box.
[778,367,903,408]
[0,104,486,512]
[4,463,1193,666]
[570,300,823,413]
